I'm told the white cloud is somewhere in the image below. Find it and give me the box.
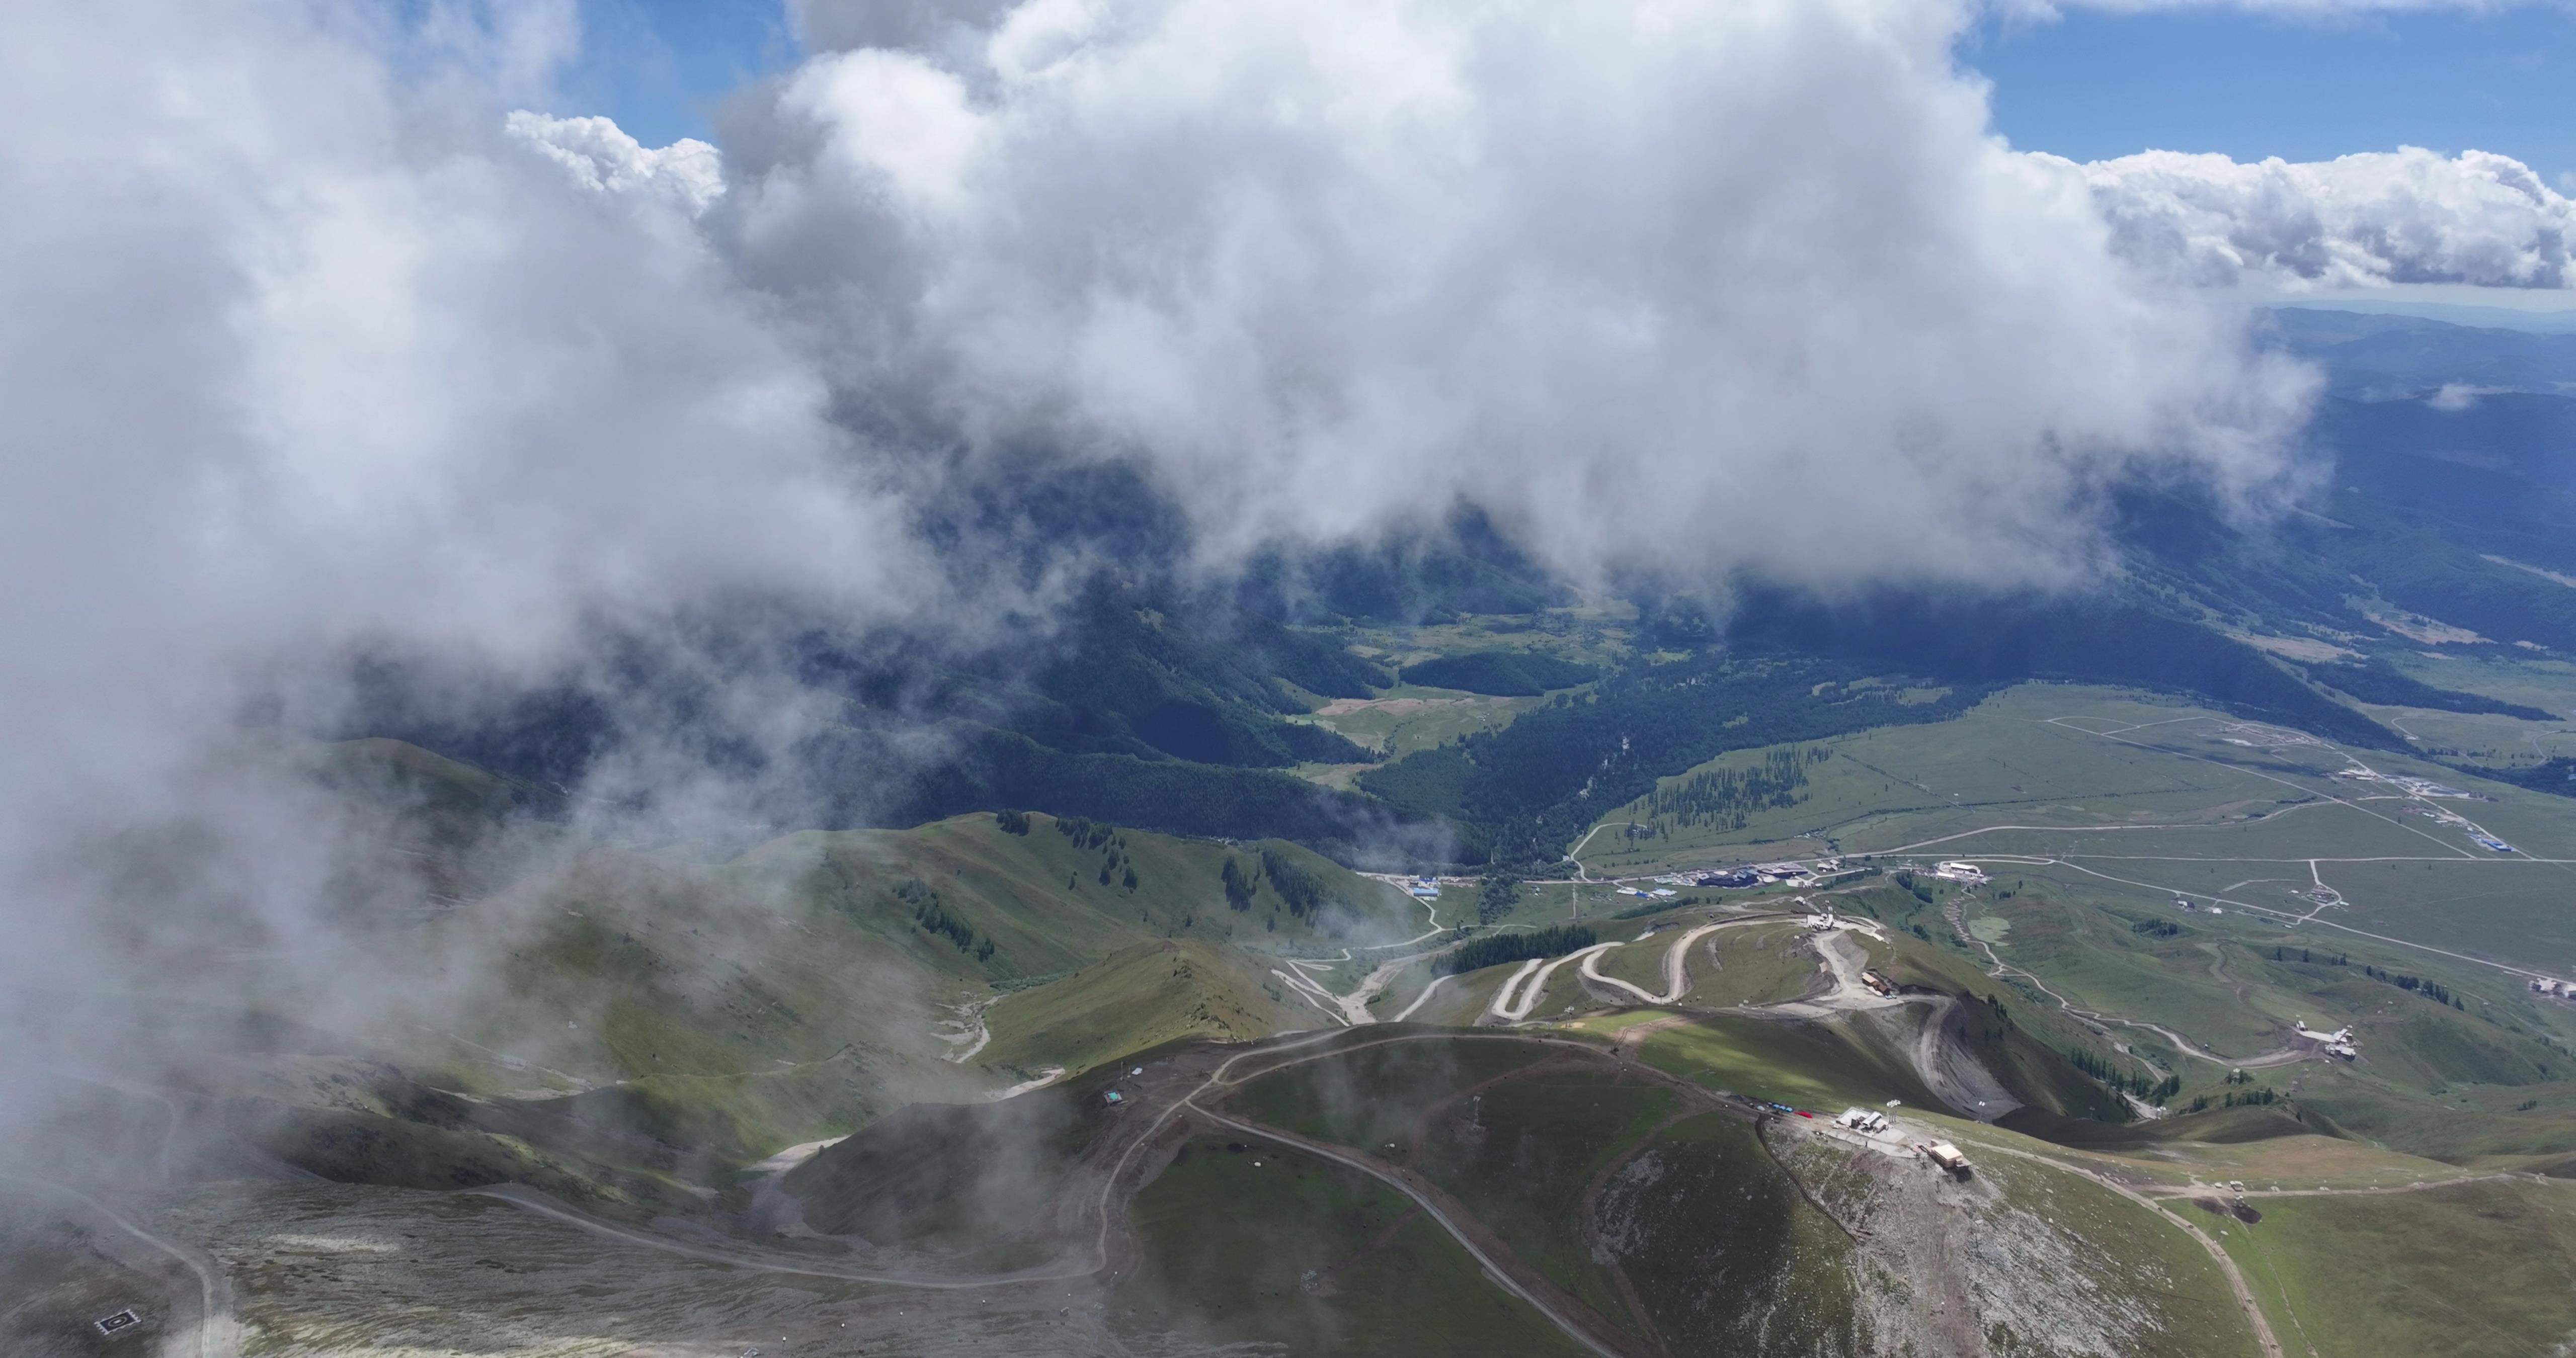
[2428,382,2505,410]
[0,0,932,1114]
[16,0,2481,1156]
[506,111,726,215]
[727,0,2317,593]
[2069,146,2576,291]
[2007,0,2532,12]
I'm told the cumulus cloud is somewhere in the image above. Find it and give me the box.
[0,0,934,792]
[0,0,2404,1164]
[0,0,937,1156]
[506,111,726,215]
[725,0,2316,592]
[2070,146,2576,291]
[2428,382,2506,410]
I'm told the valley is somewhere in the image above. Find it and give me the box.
[21,3,2576,1352]
[19,663,2576,1356]
[21,365,2576,1355]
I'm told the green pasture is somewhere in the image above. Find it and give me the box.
[2365,706,2576,761]
[2213,1177,2576,1358]
[1575,684,2576,891]
[1613,1012,1937,1113]
[1230,1037,1553,1152]
[1575,921,1827,1008]
[1303,687,1549,758]
[1689,926,1830,1007]
[1112,1134,1589,1357]
[1413,1068,1678,1329]
[1389,963,1522,1027]
[982,939,1300,1079]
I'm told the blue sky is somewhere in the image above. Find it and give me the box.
[552,0,794,147]
[1968,6,2576,185]
[559,0,2576,191]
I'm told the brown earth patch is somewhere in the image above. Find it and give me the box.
[2191,1196,2263,1223]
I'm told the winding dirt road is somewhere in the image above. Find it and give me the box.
[2,1177,236,1358]
[1580,922,1743,1006]
[1491,909,1867,1022]
[1488,944,1620,1022]
[1945,878,2320,1074]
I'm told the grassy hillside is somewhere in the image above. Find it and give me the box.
[779,1070,1117,1257]
[1415,1066,1678,1325]
[980,939,1303,1079]
[1602,1011,1941,1114]
[209,782,1419,1209]
[2213,1178,2576,1358]
[1111,1133,1593,1356]
[1221,1031,2264,1356]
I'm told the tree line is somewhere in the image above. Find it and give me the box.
[1437,924,1597,976]
[896,878,997,962]
[1641,745,1830,831]
[2067,1046,2182,1102]
[1360,652,1989,870]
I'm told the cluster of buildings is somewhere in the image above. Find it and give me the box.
[1682,862,1822,890]
[2331,769,2489,800]
[1759,1091,1970,1176]
[2294,1023,2359,1061]
[1931,861,1988,885]
[2532,977,2575,1000]
[1835,1107,1892,1133]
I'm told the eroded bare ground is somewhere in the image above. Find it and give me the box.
[1769,1126,2263,1358]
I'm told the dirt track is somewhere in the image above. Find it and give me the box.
[1,1176,237,1358]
